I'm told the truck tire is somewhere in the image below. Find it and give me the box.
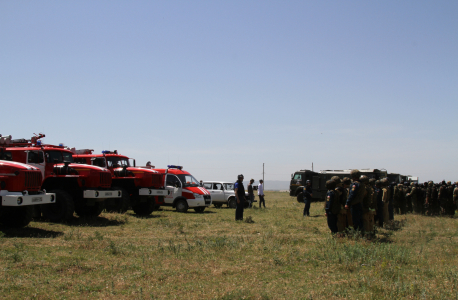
[228,197,237,209]
[132,200,155,216]
[105,188,130,213]
[194,207,205,213]
[0,206,33,228]
[75,200,105,218]
[296,192,304,203]
[175,199,188,213]
[42,190,75,222]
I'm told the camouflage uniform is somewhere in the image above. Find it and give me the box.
[438,181,449,215]
[394,183,406,214]
[447,181,455,216]
[404,182,413,213]
[345,170,366,232]
[454,183,458,211]
[381,179,390,224]
[331,176,347,232]
[426,181,439,216]
[410,183,420,214]
[360,176,375,233]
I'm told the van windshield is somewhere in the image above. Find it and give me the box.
[177,174,200,187]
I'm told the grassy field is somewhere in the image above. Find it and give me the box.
[1,191,458,299]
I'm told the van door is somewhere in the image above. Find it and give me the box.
[165,174,182,205]
[26,150,46,178]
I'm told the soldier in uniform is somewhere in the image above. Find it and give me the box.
[381,179,390,224]
[447,181,455,216]
[394,183,406,214]
[342,177,353,228]
[324,180,339,234]
[374,180,384,227]
[369,178,377,209]
[404,182,413,213]
[345,170,366,232]
[454,182,458,212]
[409,182,420,214]
[426,181,438,216]
[388,181,395,220]
[421,182,428,215]
[360,175,374,234]
[438,181,449,216]
[331,176,346,232]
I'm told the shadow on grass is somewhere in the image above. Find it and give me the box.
[33,216,129,227]
[129,214,163,219]
[0,226,63,238]
[171,210,216,214]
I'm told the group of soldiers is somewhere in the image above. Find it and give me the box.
[324,169,458,235]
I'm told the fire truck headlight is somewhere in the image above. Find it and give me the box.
[17,197,23,205]
[95,191,99,197]
[193,193,203,199]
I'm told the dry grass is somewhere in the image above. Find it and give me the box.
[1,191,458,299]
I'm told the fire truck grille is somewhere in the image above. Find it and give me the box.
[24,171,41,188]
[204,195,211,205]
[151,174,163,187]
[100,173,111,186]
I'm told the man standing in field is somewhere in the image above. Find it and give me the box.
[258,179,265,208]
[345,170,366,232]
[234,174,246,221]
[303,180,313,216]
[247,179,255,208]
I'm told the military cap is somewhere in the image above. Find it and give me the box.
[447,181,452,186]
[428,181,434,187]
[360,175,369,183]
[375,180,380,186]
[331,176,341,184]
[350,169,361,179]
[411,182,415,186]
[326,179,336,190]
[369,178,376,184]
[342,177,351,185]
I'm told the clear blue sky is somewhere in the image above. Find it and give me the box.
[1,1,457,184]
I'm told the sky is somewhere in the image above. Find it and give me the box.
[1,1,457,184]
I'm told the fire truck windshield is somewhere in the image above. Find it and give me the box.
[46,151,74,163]
[177,174,200,187]
[106,157,130,168]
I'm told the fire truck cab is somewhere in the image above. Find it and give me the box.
[72,149,168,215]
[4,134,121,221]
[153,165,211,213]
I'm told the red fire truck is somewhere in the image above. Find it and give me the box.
[153,165,211,213]
[0,135,56,227]
[5,134,121,221]
[72,149,167,215]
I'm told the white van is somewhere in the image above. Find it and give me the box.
[202,181,253,208]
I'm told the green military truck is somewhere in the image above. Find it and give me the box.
[290,168,388,202]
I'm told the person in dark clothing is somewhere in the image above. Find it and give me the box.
[345,169,366,232]
[303,180,313,217]
[247,179,254,208]
[234,174,246,221]
[325,180,339,234]
[374,180,384,227]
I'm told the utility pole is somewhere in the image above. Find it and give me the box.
[312,162,314,172]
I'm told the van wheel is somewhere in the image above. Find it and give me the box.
[105,188,130,213]
[42,190,75,221]
[194,207,205,213]
[0,206,33,228]
[228,198,237,209]
[175,199,188,213]
[132,200,155,216]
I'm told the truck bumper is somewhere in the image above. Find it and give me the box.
[2,192,56,206]
[83,190,122,199]
[139,188,169,196]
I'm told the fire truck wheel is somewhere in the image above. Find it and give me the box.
[0,206,33,228]
[228,197,237,209]
[194,207,205,213]
[175,199,188,213]
[105,188,130,213]
[75,201,105,218]
[132,200,155,216]
[42,190,75,221]
[296,192,304,203]
[213,203,222,208]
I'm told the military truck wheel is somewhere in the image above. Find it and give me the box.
[214,203,222,208]
[194,207,205,213]
[175,199,188,213]
[105,188,130,213]
[75,200,105,218]
[132,200,155,216]
[296,192,304,203]
[0,206,33,227]
[42,190,75,222]
[228,197,237,209]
